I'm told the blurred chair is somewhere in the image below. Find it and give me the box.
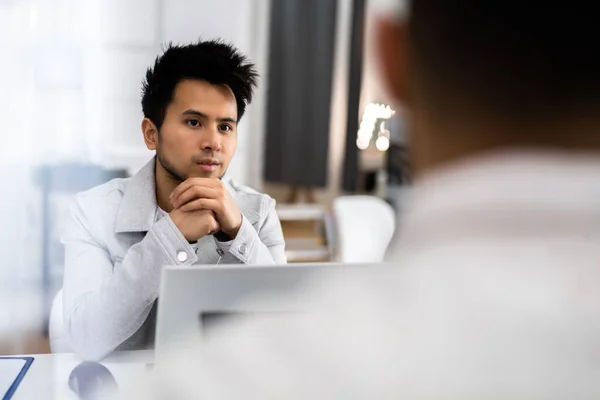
[49,289,70,353]
[332,196,396,263]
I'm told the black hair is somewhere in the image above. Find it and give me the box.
[141,39,258,129]
[410,1,600,116]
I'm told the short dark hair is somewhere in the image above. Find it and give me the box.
[410,2,600,116]
[141,39,258,129]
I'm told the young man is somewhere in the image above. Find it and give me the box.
[149,1,600,398]
[61,40,286,361]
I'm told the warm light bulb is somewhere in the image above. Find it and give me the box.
[357,127,372,141]
[357,137,370,150]
[375,136,389,152]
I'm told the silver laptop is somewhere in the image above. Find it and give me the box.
[155,263,372,360]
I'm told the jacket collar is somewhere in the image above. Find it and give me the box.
[115,157,158,233]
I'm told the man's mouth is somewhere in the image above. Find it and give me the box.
[196,159,220,172]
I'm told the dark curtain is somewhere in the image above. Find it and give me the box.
[342,0,366,191]
[263,0,337,187]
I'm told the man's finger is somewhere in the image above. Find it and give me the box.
[207,219,221,235]
[169,179,199,202]
[179,198,221,214]
[172,185,219,208]
[169,178,220,203]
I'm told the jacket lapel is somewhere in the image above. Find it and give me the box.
[115,157,158,233]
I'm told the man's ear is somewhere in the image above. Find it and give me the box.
[142,118,159,150]
[376,18,410,106]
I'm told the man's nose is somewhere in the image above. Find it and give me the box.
[199,126,221,151]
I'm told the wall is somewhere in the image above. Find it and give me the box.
[90,0,271,185]
[0,0,271,339]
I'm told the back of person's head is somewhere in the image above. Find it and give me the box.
[378,1,600,170]
[410,1,600,118]
[141,39,258,130]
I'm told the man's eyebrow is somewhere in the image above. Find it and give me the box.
[182,109,237,124]
[182,109,209,119]
[218,117,238,124]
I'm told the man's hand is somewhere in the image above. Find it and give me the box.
[170,178,243,239]
[169,208,220,243]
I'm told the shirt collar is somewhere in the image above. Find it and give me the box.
[396,150,600,247]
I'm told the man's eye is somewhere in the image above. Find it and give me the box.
[187,119,200,128]
[220,124,232,132]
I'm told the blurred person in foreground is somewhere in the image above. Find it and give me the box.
[140,0,600,398]
[61,40,286,361]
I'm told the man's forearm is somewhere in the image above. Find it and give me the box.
[64,216,196,361]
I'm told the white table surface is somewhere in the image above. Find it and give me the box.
[10,350,153,400]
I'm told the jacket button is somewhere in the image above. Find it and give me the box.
[238,244,247,255]
[177,251,188,263]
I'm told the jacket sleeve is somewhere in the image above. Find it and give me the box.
[215,198,287,265]
[61,196,197,361]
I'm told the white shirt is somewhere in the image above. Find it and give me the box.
[148,150,600,398]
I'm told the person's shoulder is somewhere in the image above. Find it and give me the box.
[64,177,133,244]
[70,177,132,228]
[224,179,276,216]
[225,179,267,197]
[74,176,130,207]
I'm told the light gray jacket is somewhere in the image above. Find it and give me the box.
[61,157,286,361]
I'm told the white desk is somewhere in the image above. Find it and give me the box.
[10,350,153,399]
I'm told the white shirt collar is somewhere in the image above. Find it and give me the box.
[395,150,600,249]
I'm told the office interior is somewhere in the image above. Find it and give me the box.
[0,0,406,356]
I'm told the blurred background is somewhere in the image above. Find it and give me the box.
[0,0,409,354]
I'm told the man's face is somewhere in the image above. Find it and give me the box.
[155,79,238,181]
